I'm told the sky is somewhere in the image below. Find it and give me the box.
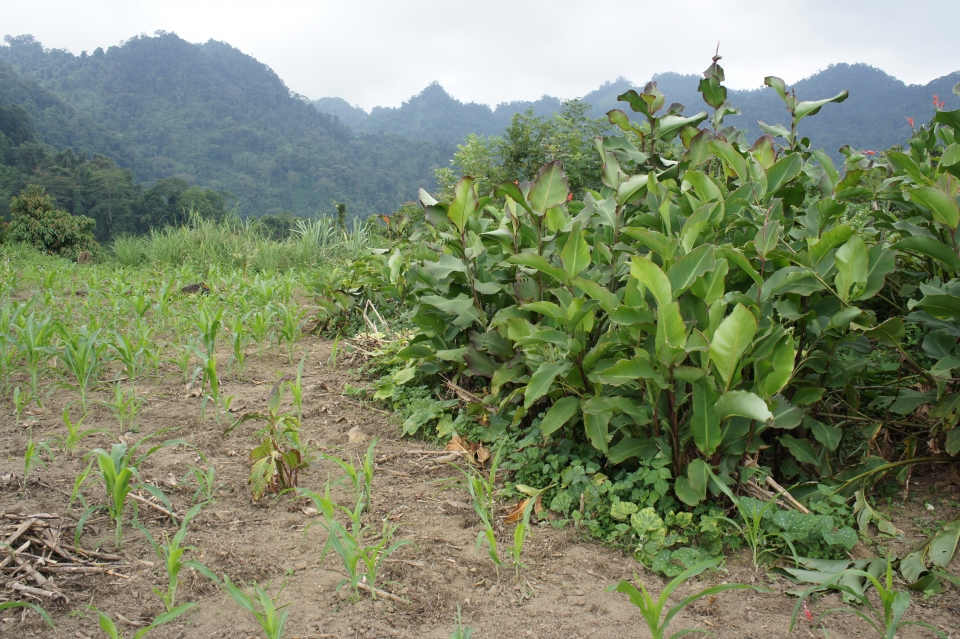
[2,0,958,111]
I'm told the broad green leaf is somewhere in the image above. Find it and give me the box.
[448,177,479,233]
[781,434,821,466]
[583,409,612,453]
[561,225,591,279]
[893,236,960,273]
[507,253,570,286]
[754,221,781,258]
[589,357,661,386]
[715,390,772,423]
[911,186,960,230]
[656,302,686,364]
[675,476,702,507]
[708,140,747,180]
[608,437,658,463]
[539,396,581,437]
[528,161,569,213]
[667,245,716,297]
[523,362,570,409]
[574,277,618,314]
[917,294,960,320]
[864,317,905,347]
[809,417,842,452]
[766,153,803,194]
[794,91,848,122]
[658,111,708,140]
[929,515,960,568]
[684,170,722,203]
[630,256,672,308]
[757,334,795,397]
[764,76,787,102]
[692,380,721,455]
[698,76,726,109]
[617,174,649,204]
[709,304,758,389]
[809,224,854,267]
[493,181,531,211]
[834,235,869,302]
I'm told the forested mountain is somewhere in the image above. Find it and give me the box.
[0,33,452,220]
[316,64,960,154]
[315,83,563,141]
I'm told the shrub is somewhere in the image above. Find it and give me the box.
[7,184,98,259]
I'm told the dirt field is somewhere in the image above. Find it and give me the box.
[1,338,958,639]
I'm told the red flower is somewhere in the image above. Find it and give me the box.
[933,95,946,110]
[905,116,915,129]
[513,180,519,185]
[567,193,573,202]
[864,150,876,155]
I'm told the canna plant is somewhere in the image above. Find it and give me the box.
[397,55,894,510]
[226,376,311,499]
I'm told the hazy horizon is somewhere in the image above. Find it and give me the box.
[3,0,958,111]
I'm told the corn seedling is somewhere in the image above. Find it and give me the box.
[69,459,94,511]
[95,604,194,639]
[108,330,150,389]
[12,386,27,430]
[23,437,55,497]
[272,301,306,362]
[102,383,147,432]
[0,601,53,629]
[322,437,377,518]
[301,482,412,599]
[708,471,799,569]
[223,577,289,639]
[193,306,223,358]
[85,432,189,548]
[230,313,251,377]
[449,605,473,639]
[789,558,948,639]
[57,405,107,456]
[461,444,504,571]
[170,344,193,386]
[225,377,310,499]
[190,347,231,423]
[611,558,767,639]
[58,324,107,411]
[13,312,56,407]
[0,302,26,394]
[249,308,275,357]
[136,503,220,612]
[327,334,340,367]
[184,465,220,503]
[507,484,550,576]
[289,356,306,423]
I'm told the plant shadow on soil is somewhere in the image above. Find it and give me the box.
[1,338,958,639]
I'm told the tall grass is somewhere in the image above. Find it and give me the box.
[119,210,372,273]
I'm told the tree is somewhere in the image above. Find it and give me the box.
[6,184,97,258]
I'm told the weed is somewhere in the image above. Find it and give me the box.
[507,484,550,576]
[184,465,220,503]
[225,377,310,499]
[461,444,504,571]
[449,605,473,639]
[102,383,147,432]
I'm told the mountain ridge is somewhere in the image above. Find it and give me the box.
[316,64,960,154]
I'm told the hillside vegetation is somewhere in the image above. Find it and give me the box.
[0,34,452,219]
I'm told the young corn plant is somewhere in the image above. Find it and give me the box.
[184,465,220,503]
[95,605,194,639]
[223,577,289,639]
[23,437,55,497]
[611,558,767,639]
[190,346,231,423]
[12,312,56,407]
[230,313,251,378]
[507,484,550,577]
[789,559,949,639]
[289,356,306,424]
[69,459,94,511]
[0,601,53,629]
[102,383,147,432]
[461,444,504,572]
[300,481,413,600]
[0,302,26,395]
[272,301,307,362]
[136,503,220,612]
[249,308,276,357]
[58,324,107,412]
[322,437,377,517]
[449,606,473,639]
[108,330,150,390]
[85,432,189,548]
[59,405,107,456]
[12,386,27,430]
[225,377,310,499]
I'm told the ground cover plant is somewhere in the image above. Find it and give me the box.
[0,58,956,639]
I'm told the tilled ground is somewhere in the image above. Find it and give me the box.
[0,338,958,639]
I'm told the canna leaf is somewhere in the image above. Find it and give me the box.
[709,304,757,389]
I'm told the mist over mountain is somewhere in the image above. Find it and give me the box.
[0,33,452,219]
[316,65,960,155]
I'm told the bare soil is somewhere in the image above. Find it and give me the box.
[1,338,958,639]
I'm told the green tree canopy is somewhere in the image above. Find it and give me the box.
[7,184,97,258]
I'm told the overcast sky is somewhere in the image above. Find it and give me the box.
[2,0,957,111]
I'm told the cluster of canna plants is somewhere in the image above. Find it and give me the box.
[348,55,960,591]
